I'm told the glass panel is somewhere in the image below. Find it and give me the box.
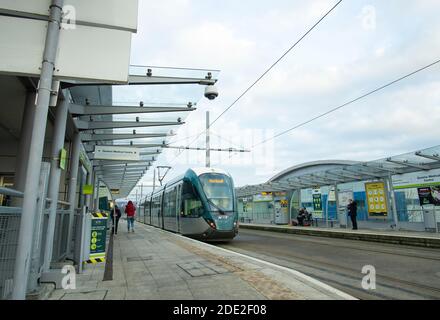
[199,173,234,212]
[182,181,203,217]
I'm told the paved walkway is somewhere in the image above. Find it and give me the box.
[47,220,354,300]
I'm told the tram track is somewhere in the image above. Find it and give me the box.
[216,229,440,300]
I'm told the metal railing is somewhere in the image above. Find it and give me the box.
[0,207,21,299]
[0,184,76,299]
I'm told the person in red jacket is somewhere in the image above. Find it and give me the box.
[125,200,136,232]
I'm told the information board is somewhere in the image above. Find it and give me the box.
[90,214,107,257]
[312,193,323,218]
[365,182,388,218]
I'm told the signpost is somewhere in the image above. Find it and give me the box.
[88,212,108,263]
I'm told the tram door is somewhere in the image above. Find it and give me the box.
[176,183,182,233]
[159,193,164,229]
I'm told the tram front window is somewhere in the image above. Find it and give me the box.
[199,173,234,212]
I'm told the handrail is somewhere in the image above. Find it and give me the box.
[0,187,24,198]
[45,198,71,207]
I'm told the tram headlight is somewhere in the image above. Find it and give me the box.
[204,217,217,229]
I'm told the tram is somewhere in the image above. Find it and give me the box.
[143,167,238,241]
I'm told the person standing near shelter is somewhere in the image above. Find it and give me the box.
[111,205,122,235]
[125,200,136,232]
[347,199,358,230]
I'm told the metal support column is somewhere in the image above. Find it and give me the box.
[385,175,399,229]
[12,0,64,300]
[206,111,210,168]
[42,99,69,271]
[94,177,100,212]
[13,92,36,197]
[66,132,81,257]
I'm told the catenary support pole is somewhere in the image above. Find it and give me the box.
[206,111,210,167]
[12,0,64,300]
[66,132,81,257]
[42,99,69,271]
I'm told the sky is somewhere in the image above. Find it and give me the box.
[114,0,440,198]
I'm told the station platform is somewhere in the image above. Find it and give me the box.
[239,223,440,248]
[46,221,355,300]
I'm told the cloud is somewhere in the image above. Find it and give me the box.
[125,1,440,194]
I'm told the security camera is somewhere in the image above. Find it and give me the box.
[204,85,218,100]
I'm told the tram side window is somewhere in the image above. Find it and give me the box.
[182,180,203,217]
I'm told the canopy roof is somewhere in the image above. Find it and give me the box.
[236,145,440,197]
[68,65,219,198]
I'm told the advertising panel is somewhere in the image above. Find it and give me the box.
[253,192,273,202]
[417,186,440,206]
[365,182,388,218]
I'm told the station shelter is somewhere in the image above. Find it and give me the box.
[237,148,440,233]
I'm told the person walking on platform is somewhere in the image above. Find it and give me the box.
[111,205,122,235]
[125,200,136,232]
[347,199,358,230]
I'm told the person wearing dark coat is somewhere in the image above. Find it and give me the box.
[297,207,307,226]
[347,199,358,230]
[111,205,122,234]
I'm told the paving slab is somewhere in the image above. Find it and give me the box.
[46,220,355,300]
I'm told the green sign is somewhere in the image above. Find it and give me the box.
[99,196,110,211]
[313,193,322,211]
[90,217,107,256]
[59,148,67,170]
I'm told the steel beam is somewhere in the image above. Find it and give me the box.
[93,159,154,166]
[81,132,172,142]
[61,74,217,88]
[414,151,440,162]
[361,163,404,174]
[69,103,196,115]
[386,158,430,170]
[75,120,183,130]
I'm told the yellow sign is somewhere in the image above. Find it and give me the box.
[208,179,224,184]
[83,184,93,195]
[365,182,388,218]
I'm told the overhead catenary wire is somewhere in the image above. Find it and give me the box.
[251,58,440,148]
[168,0,343,164]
